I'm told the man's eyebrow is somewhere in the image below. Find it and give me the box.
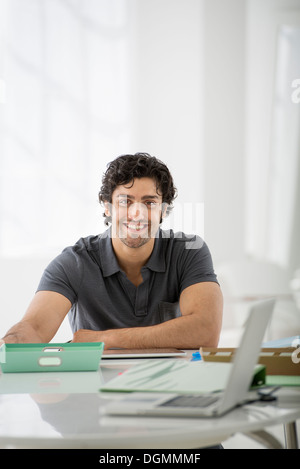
[116,194,160,200]
[141,195,160,200]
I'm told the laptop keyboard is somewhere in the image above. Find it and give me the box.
[159,394,219,408]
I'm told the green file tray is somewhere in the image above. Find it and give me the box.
[0,342,104,373]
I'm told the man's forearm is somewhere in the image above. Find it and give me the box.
[2,321,44,344]
[109,314,219,349]
[73,313,221,349]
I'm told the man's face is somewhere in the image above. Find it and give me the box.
[107,177,164,248]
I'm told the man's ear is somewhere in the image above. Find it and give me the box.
[104,201,112,217]
[159,203,169,224]
[161,202,168,219]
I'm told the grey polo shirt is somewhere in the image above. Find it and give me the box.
[37,228,219,332]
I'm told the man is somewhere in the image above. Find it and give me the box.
[2,153,223,348]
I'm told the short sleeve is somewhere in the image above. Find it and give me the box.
[36,247,83,305]
[178,238,219,293]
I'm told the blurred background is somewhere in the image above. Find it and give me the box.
[0,0,300,344]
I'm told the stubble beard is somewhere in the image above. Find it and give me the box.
[120,235,150,249]
[119,223,152,249]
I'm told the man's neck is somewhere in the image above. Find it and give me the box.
[111,237,155,277]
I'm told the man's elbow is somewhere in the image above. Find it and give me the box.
[203,334,220,348]
[199,312,223,348]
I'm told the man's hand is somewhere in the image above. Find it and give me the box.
[72,329,103,343]
[0,336,16,344]
[71,329,115,349]
[1,321,44,344]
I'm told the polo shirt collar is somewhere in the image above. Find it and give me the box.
[99,228,166,277]
[145,229,166,272]
[99,229,120,277]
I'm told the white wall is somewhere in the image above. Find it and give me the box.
[202,0,246,265]
[0,0,205,340]
[131,0,204,210]
[245,0,300,276]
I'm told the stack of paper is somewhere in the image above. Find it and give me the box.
[100,359,264,394]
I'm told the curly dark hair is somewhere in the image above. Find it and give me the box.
[98,153,177,226]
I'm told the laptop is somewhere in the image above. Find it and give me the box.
[104,298,275,418]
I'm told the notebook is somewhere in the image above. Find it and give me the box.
[103,298,275,418]
[102,348,186,359]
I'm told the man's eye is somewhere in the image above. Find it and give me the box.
[118,199,129,206]
[117,200,158,208]
[146,201,160,208]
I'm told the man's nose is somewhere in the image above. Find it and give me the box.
[128,202,147,220]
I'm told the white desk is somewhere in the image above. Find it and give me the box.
[0,357,299,449]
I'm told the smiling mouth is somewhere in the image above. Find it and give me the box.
[124,222,148,232]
